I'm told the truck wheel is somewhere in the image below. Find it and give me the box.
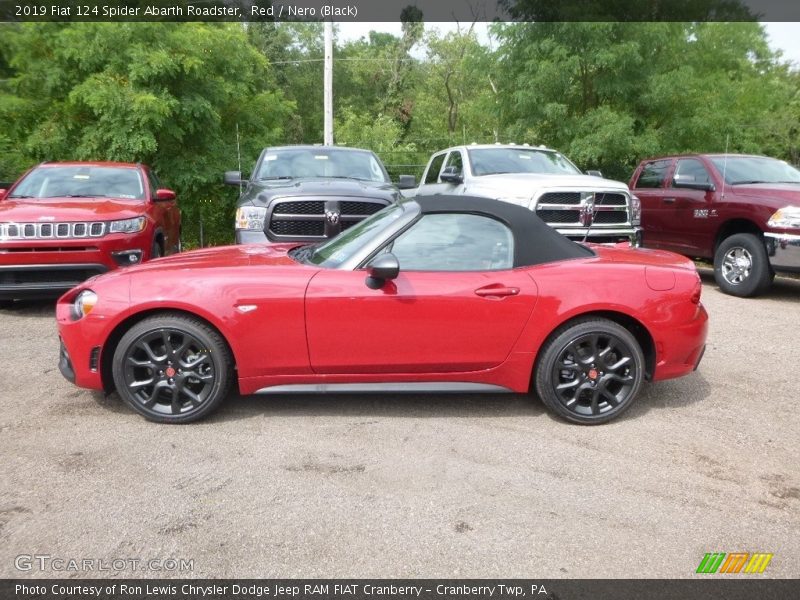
[713,233,772,297]
[534,318,644,425]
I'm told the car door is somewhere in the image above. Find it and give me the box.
[660,157,717,255]
[305,212,538,374]
[631,158,674,250]
[146,169,180,254]
[416,150,466,197]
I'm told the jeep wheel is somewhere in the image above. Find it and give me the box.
[112,314,233,423]
[151,239,162,260]
[534,318,645,425]
[713,233,771,297]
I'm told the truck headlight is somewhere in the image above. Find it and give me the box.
[767,206,800,229]
[109,216,146,234]
[236,206,267,231]
[630,195,641,226]
[72,290,98,320]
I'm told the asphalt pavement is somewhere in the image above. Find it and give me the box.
[1,269,798,578]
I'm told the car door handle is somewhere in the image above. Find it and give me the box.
[475,286,520,298]
[663,197,676,204]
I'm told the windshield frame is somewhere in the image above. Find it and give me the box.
[7,165,146,201]
[297,201,418,270]
[708,155,800,185]
[466,147,583,177]
[254,147,392,184]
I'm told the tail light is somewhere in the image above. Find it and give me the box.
[691,275,702,304]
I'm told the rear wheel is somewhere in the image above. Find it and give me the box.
[713,233,771,297]
[112,314,233,423]
[534,319,644,425]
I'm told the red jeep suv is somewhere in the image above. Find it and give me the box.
[0,162,180,304]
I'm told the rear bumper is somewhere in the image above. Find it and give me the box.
[764,232,800,273]
[652,302,709,381]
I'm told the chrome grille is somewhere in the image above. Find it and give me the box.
[0,221,107,240]
[535,191,631,227]
[267,197,389,240]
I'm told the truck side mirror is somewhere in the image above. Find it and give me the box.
[224,171,245,186]
[397,174,416,190]
[673,175,715,192]
[440,166,463,184]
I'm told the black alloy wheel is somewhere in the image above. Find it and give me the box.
[112,314,233,423]
[535,319,644,424]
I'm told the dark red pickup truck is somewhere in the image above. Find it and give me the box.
[630,153,800,297]
[0,162,180,305]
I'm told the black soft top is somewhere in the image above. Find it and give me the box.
[413,195,593,267]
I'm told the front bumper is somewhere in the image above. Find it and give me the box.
[559,226,642,246]
[764,232,800,273]
[58,338,76,383]
[235,229,269,244]
[0,263,108,299]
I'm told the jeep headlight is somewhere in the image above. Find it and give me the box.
[767,206,800,229]
[630,195,642,227]
[72,290,98,320]
[109,216,146,234]
[236,206,267,231]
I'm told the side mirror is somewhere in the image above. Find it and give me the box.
[397,174,416,190]
[586,169,603,177]
[154,188,176,201]
[224,171,245,186]
[365,253,400,289]
[673,175,715,192]
[440,165,463,184]
[0,189,7,201]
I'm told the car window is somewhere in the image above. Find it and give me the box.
[424,154,446,184]
[445,151,464,174]
[389,213,514,271]
[673,159,712,187]
[634,159,672,189]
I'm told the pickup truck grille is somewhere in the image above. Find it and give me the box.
[267,198,388,241]
[0,221,107,240]
[535,191,631,228]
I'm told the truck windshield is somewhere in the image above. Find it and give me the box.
[709,156,800,185]
[467,148,582,176]
[256,148,390,183]
[8,166,146,200]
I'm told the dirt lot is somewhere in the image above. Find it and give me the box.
[1,269,798,579]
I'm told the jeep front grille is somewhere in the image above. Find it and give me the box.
[0,221,107,240]
[267,197,388,240]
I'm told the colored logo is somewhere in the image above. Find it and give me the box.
[696,552,773,574]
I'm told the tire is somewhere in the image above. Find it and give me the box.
[0,300,14,310]
[713,233,771,297]
[534,318,645,425]
[150,239,162,260]
[111,314,233,423]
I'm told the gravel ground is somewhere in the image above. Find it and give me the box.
[1,269,798,579]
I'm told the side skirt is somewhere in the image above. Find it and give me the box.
[255,382,514,394]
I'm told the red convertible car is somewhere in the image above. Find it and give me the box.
[56,196,708,425]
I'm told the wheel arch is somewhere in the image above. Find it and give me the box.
[713,218,764,253]
[100,308,237,394]
[530,309,656,392]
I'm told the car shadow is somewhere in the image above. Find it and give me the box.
[697,266,800,301]
[0,298,57,317]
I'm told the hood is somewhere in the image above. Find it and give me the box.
[242,177,399,206]
[123,243,304,273]
[468,172,629,195]
[0,197,145,222]
[730,183,800,204]
[587,243,697,270]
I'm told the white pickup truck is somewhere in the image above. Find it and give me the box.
[413,144,641,244]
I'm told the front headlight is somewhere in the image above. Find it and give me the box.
[72,290,98,320]
[109,216,146,234]
[767,206,800,229]
[630,195,642,226]
[236,206,267,231]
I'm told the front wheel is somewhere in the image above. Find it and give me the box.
[111,314,233,423]
[713,233,772,297]
[534,319,645,425]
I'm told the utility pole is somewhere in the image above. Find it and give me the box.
[323,21,333,145]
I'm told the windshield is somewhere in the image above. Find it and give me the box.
[302,204,403,268]
[467,148,582,176]
[709,156,800,185]
[256,148,390,183]
[8,165,145,200]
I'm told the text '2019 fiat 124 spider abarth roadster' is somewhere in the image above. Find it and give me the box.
[56,195,708,424]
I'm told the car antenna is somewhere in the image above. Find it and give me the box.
[720,134,729,200]
[236,122,243,196]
